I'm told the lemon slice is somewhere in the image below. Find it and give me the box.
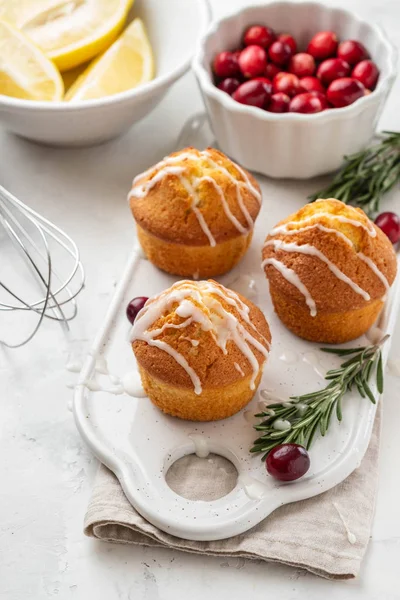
[65,18,154,102]
[0,20,63,101]
[0,0,134,72]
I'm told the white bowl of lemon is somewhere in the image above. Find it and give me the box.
[0,0,210,146]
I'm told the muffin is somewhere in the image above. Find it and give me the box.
[130,280,271,421]
[128,147,262,278]
[262,199,397,344]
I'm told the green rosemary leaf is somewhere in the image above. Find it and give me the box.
[377,351,384,394]
[251,340,387,460]
[308,131,400,217]
[363,380,376,404]
[320,347,367,356]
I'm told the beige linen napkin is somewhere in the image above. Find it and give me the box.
[84,405,381,580]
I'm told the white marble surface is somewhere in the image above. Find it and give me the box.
[1,0,400,597]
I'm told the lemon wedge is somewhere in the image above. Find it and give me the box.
[65,18,154,102]
[0,20,63,101]
[0,0,134,72]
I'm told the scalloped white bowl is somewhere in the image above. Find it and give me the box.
[192,2,397,179]
[0,0,210,146]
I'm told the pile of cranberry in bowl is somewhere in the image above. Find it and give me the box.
[213,26,379,114]
[192,2,396,178]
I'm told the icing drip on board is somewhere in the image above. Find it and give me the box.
[130,281,269,395]
[128,150,261,245]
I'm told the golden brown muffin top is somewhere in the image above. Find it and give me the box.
[128,147,262,246]
[130,280,271,392]
[262,199,397,314]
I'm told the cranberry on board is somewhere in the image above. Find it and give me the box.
[217,77,241,95]
[375,212,400,244]
[264,62,281,80]
[277,33,297,53]
[232,79,270,108]
[300,75,325,94]
[307,30,338,60]
[273,72,301,97]
[289,53,316,78]
[243,24,276,49]
[289,92,325,113]
[213,51,240,78]
[126,296,149,324]
[238,45,267,78]
[327,77,365,107]
[337,40,369,65]
[268,92,290,112]
[266,444,311,481]
[352,60,379,90]
[317,58,350,86]
[268,40,293,66]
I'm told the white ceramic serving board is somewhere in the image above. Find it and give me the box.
[73,233,400,541]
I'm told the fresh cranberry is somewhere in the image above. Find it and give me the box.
[217,77,241,95]
[126,297,148,324]
[264,62,281,80]
[268,40,292,66]
[233,79,270,108]
[267,92,290,112]
[243,25,276,49]
[253,76,273,95]
[317,58,350,86]
[277,33,297,54]
[289,52,316,77]
[337,40,369,65]
[266,444,310,481]
[310,90,328,109]
[213,51,240,78]
[289,92,325,113]
[326,77,365,107]
[375,212,400,244]
[300,75,325,94]
[273,72,301,97]
[352,60,379,90]
[238,45,267,78]
[307,31,338,60]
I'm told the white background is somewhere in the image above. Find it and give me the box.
[1,0,400,598]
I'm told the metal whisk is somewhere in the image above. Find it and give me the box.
[0,185,85,348]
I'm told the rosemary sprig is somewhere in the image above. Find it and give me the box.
[251,337,388,461]
[308,131,400,218]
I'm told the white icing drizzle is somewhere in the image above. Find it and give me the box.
[265,240,371,301]
[229,274,257,300]
[259,389,287,404]
[278,349,299,364]
[66,360,83,373]
[243,410,260,425]
[189,433,209,458]
[272,419,292,431]
[121,371,147,398]
[238,473,267,500]
[130,281,269,395]
[269,217,388,296]
[296,403,308,416]
[128,150,261,245]
[358,253,390,293]
[234,362,245,376]
[302,351,325,378]
[271,209,376,237]
[333,502,357,544]
[262,257,317,317]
